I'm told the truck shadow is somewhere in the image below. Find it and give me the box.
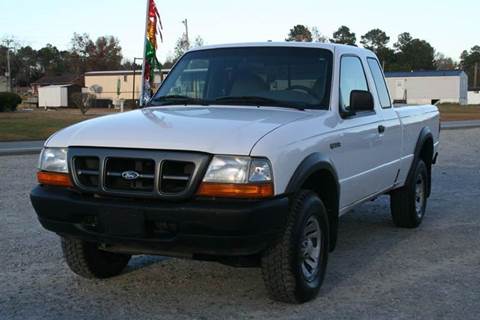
[21,194,440,319]
[104,196,420,304]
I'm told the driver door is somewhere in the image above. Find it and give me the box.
[331,55,386,209]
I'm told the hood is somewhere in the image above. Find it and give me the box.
[46,106,312,155]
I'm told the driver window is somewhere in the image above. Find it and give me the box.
[339,56,368,112]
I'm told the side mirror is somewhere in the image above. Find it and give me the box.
[350,90,374,112]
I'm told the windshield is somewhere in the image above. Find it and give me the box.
[150,47,333,110]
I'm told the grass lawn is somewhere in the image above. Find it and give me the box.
[1,104,479,142]
[0,108,117,141]
[437,103,480,121]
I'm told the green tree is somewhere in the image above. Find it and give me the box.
[330,26,356,46]
[173,33,190,60]
[86,36,123,71]
[122,60,134,70]
[460,46,480,88]
[193,35,205,47]
[286,25,312,42]
[394,32,413,50]
[376,47,397,71]
[70,33,123,73]
[171,34,205,63]
[14,46,41,86]
[392,33,435,71]
[360,29,394,69]
[37,44,62,74]
[434,52,457,70]
[360,29,389,51]
[311,27,327,43]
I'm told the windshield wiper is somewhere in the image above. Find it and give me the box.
[213,96,305,110]
[147,95,209,106]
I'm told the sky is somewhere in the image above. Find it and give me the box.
[0,0,477,63]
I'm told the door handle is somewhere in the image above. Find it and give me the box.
[378,125,386,134]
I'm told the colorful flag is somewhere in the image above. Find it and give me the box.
[141,0,163,105]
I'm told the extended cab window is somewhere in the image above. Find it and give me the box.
[367,58,391,108]
[339,56,369,112]
[153,47,333,110]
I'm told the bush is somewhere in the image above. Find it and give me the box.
[124,99,138,108]
[0,92,22,112]
[71,92,95,115]
[94,99,113,108]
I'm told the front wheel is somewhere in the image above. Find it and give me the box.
[61,237,131,279]
[390,160,428,228]
[261,190,329,303]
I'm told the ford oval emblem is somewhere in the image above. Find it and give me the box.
[121,170,140,180]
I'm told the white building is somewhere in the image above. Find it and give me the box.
[385,71,468,105]
[84,69,170,102]
[467,91,480,105]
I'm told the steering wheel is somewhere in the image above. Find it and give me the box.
[287,85,318,98]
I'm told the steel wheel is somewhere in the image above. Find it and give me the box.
[415,173,426,218]
[299,215,322,282]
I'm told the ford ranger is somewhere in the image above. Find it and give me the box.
[30,42,440,303]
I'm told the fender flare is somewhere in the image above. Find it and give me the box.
[285,153,339,196]
[285,153,340,252]
[407,127,434,196]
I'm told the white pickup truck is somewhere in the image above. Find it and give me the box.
[31,42,440,303]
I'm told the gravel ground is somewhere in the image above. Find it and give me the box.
[1,129,479,320]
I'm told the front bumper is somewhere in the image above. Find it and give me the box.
[30,186,289,257]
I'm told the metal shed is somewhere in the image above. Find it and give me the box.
[385,70,468,105]
[38,84,81,108]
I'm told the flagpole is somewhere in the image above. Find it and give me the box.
[139,0,150,107]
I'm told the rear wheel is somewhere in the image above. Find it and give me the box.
[390,160,428,228]
[61,237,131,279]
[261,190,329,303]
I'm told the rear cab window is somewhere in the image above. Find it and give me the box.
[367,58,392,108]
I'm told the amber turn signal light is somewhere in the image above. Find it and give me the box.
[196,182,273,198]
[37,171,73,187]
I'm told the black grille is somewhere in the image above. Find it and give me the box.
[69,148,210,200]
[105,158,155,192]
[160,161,195,194]
[74,156,100,187]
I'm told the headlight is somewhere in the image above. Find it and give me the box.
[203,156,272,184]
[38,147,68,173]
[248,158,273,182]
[198,155,273,198]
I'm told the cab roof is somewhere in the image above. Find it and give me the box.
[188,42,375,57]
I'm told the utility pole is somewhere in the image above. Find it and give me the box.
[474,62,479,89]
[3,39,13,92]
[182,19,189,48]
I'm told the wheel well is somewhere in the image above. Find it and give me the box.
[419,137,434,167]
[301,169,339,251]
[419,137,434,196]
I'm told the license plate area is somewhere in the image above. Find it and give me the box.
[102,208,145,237]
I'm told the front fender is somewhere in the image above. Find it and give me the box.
[285,153,339,196]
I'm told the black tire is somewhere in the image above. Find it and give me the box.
[61,237,131,279]
[390,160,428,228]
[261,190,329,303]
